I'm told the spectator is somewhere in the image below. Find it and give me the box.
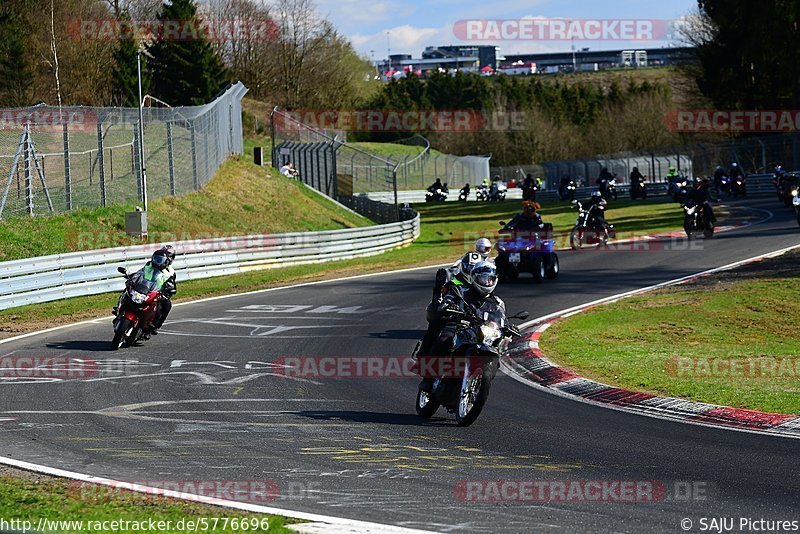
[280,162,299,178]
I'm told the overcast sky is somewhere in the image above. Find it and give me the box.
[312,0,699,60]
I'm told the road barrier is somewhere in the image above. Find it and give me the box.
[0,214,419,310]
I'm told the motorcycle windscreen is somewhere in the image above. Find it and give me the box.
[130,273,162,294]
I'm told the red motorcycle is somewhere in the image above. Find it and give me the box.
[111,267,163,350]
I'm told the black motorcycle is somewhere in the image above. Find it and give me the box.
[630,176,647,200]
[570,200,616,250]
[776,174,796,206]
[558,180,577,202]
[731,176,746,197]
[683,200,715,239]
[599,177,618,201]
[458,184,470,201]
[425,183,449,202]
[414,306,528,426]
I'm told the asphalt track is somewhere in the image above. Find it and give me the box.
[1,197,799,533]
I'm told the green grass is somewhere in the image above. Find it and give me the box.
[0,472,296,533]
[540,276,800,415]
[0,157,370,261]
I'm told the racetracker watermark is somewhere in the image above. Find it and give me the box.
[67,18,279,42]
[69,480,321,504]
[0,108,97,133]
[665,110,800,133]
[666,356,800,379]
[455,231,706,255]
[275,356,479,379]
[453,18,675,41]
[0,356,98,382]
[454,480,710,503]
[65,230,279,254]
[274,110,529,133]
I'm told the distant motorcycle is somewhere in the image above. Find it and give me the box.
[111,267,164,350]
[731,176,747,197]
[570,200,616,250]
[414,305,529,426]
[683,201,715,239]
[426,184,449,202]
[792,187,800,227]
[458,184,470,201]
[558,180,577,202]
[488,181,507,201]
[630,176,647,200]
[475,184,489,202]
[599,178,618,201]
[716,175,731,197]
[669,176,689,203]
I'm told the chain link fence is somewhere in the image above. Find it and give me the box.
[0,83,248,218]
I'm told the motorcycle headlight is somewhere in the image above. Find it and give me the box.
[685,206,697,215]
[131,291,148,304]
[792,189,798,197]
[793,196,800,206]
[479,322,502,345]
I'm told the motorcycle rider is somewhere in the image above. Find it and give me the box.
[584,191,609,229]
[687,177,717,224]
[713,165,726,193]
[596,167,614,196]
[115,245,177,336]
[729,162,744,181]
[505,201,545,232]
[421,260,505,392]
[428,178,444,193]
[630,167,645,193]
[417,251,484,388]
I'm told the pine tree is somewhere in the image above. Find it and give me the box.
[111,10,146,107]
[147,0,229,106]
[0,8,34,106]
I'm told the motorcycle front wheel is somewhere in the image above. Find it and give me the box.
[456,366,490,427]
[111,317,132,350]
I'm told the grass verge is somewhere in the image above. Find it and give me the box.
[0,157,369,261]
[539,250,800,414]
[0,465,298,533]
[0,197,692,340]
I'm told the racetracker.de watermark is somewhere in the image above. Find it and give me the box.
[665,110,800,133]
[0,108,97,133]
[454,480,710,503]
[65,230,279,254]
[0,355,98,381]
[666,356,800,379]
[67,18,279,42]
[274,356,480,379]
[274,110,529,133]
[69,479,321,504]
[452,18,675,41]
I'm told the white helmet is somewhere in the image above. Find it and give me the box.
[458,252,483,284]
[475,238,492,258]
[470,261,498,296]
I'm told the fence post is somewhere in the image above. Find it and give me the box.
[24,130,33,216]
[97,121,106,207]
[133,123,143,201]
[167,122,176,195]
[392,167,399,222]
[190,124,199,190]
[62,121,72,211]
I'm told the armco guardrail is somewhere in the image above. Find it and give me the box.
[0,214,419,310]
[366,174,777,203]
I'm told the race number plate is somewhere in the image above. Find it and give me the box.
[509,253,521,263]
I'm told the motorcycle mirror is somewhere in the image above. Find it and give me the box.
[117,267,127,274]
[511,311,530,320]
[498,221,506,226]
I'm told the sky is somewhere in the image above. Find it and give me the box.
[312,0,699,60]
